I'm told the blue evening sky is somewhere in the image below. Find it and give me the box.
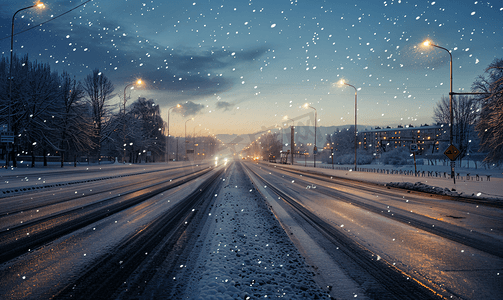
[1,0,501,135]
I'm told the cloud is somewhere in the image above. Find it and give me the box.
[215,101,234,111]
[60,22,267,98]
[135,46,268,96]
[139,68,234,97]
[1,2,268,103]
[176,101,205,117]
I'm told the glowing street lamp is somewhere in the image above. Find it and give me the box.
[422,39,456,183]
[303,104,317,168]
[123,79,143,114]
[122,79,143,163]
[338,79,358,171]
[166,104,181,163]
[283,115,294,127]
[7,2,46,167]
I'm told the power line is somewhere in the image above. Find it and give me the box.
[0,0,93,42]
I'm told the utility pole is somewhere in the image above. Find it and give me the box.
[176,138,179,161]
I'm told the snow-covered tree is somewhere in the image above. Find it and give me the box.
[127,97,165,162]
[472,58,503,164]
[326,126,356,155]
[323,127,371,165]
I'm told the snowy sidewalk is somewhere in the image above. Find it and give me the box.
[278,163,503,200]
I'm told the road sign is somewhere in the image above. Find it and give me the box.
[1,134,14,143]
[410,143,418,152]
[444,144,460,161]
[313,146,318,155]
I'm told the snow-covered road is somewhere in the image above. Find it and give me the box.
[143,162,328,299]
[246,162,503,300]
[0,160,501,299]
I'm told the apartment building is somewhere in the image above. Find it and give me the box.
[361,123,449,155]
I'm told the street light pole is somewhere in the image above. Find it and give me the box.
[8,2,45,168]
[166,104,181,163]
[304,104,317,168]
[184,118,193,161]
[193,124,200,162]
[277,124,284,152]
[423,40,455,183]
[122,79,142,163]
[284,116,295,165]
[339,80,358,171]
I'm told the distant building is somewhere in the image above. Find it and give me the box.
[362,123,449,155]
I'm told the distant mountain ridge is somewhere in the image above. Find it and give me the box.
[216,125,370,153]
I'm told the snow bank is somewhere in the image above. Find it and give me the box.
[275,162,503,202]
[385,181,460,196]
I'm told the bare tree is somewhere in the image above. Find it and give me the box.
[83,69,115,162]
[0,55,38,166]
[262,132,282,161]
[472,58,503,164]
[13,58,61,167]
[0,57,9,125]
[0,56,16,166]
[1,57,114,167]
[433,95,479,163]
[56,72,96,166]
[241,132,282,161]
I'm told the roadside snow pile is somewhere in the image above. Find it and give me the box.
[385,181,460,196]
[385,181,503,201]
[178,164,328,299]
